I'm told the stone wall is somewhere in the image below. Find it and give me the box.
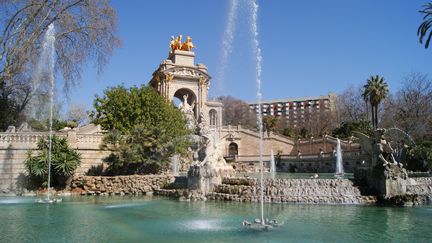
[407,177,432,204]
[290,136,360,155]
[0,126,108,191]
[206,177,376,204]
[154,177,376,204]
[70,175,175,195]
[220,125,294,156]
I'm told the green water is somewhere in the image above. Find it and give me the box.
[0,196,431,243]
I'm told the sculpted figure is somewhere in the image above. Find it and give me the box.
[169,36,176,52]
[181,36,194,51]
[354,129,402,167]
[175,35,182,50]
[178,94,195,130]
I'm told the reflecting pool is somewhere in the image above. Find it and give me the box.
[0,196,431,242]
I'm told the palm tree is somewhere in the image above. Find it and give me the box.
[418,3,432,48]
[362,75,389,129]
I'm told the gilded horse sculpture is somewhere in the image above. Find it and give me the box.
[170,35,194,52]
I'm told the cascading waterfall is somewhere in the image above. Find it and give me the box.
[216,0,239,96]
[335,138,344,177]
[270,150,276,179]
[249,0,265,225]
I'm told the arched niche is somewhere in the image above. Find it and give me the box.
[209,109,217,128]
[173,88,197,116]
[228,142,238,157]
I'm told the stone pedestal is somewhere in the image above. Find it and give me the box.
[355,164,408,199]
[168,50,195,66]
[187,162,234,193]
[375,164,408,198]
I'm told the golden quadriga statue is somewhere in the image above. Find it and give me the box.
[170,35,194,52]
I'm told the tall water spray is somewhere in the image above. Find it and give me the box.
[249,0,265,225]
[216,0,239,96]
[270,150,276,179]
[335,138,344,177]
[33,24,56,201]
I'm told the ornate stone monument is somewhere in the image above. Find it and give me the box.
[148,36,234,195]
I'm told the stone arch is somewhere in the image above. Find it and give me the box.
[209,109,217,128]
[173,88,197,116]
[228,142,238,157]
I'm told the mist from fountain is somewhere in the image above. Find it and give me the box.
[270,150,276,179]
[216,0,239,96]
[33,24,59,203]
[335,138,344,177]
[249,0,265,225]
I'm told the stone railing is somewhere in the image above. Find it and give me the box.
[0,132,67,149]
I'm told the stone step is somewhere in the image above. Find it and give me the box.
[206,192,376,204]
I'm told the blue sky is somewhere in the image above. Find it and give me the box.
[65,0,431,111]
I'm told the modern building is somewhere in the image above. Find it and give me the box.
[249,93,339,128]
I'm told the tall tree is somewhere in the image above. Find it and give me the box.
[392,73,432,141]
[418,3,432,48]
[263,115,278,137]
[0,0,121,130]
[66,103,88,126]
[362,75,389,129]
[339,85,368,123]
[218,96,257,129]
[90,85,191,174]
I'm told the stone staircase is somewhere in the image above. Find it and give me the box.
[206,177,376,204]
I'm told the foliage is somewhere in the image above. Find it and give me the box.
[332,120,373,138]
[362,75,389,128]
[0,81,28,131]
[91,85,191,174]
[418,3,432,48]
[406,144,432,172]
[66,103,89,126]
[338,85,368,123]
[217,96,257,129]
[25,136,81,187]
[390,73,432,142]
[263,115,278,137]
[282,127,295,137]
[27,118,68,131]
[0,0,120,130]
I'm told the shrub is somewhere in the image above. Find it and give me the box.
[25,136,81,188]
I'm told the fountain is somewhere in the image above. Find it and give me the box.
[240,0,280,230]
[33,24,61,204]
[335,138,344,178]
[216,0,238,95]
[270,150,276,179]
[171,154,179,175]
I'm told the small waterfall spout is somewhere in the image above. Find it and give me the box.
[335,138,344,178]
[270,150,276,179]
[171,154,180,175]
